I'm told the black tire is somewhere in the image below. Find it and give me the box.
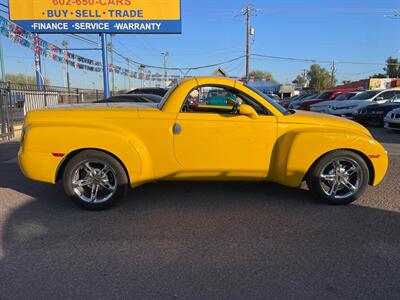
[306,150,369,205]
[63,150,129,210]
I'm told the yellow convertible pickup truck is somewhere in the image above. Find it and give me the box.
[19,77,388,210]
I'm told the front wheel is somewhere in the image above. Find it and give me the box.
[306,150,369,205]
[63,150,129,210]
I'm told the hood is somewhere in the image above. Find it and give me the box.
[329,100,370,109]
[280,110,372,137]
[311,101,333,108]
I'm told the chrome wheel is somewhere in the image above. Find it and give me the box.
[319,158,363,200]
[71,161,117,204]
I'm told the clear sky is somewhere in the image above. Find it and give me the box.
[1,0,399,90]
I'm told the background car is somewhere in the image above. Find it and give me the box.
[327,89,400,118]
[297,89,354,111]
[310,91,362,113]
[97,94,163,104]
[204,89,237,106]
[127,87,168,97]
[265,93,281,102]
[384,107,400,130]
[288,93,320,109]
[354,96,400,126]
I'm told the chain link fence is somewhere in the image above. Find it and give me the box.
[0,88,14,141]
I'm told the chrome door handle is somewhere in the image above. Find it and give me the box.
[173,123,182,135]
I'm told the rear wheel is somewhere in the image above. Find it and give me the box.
[63,150,128,210]
[307,150,369,205]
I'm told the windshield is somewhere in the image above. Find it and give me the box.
[351,90,381,100]
[245,84,290,115]
[389,95,400,103]
[303,93,320,100]
[318,92,332,100]
[334,92,354,100]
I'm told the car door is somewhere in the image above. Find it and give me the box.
[173,84,277,178]
[375,91,395,104]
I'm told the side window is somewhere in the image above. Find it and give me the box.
[182,86,243,114]
[181,85,269,115]
[379,91,395,100]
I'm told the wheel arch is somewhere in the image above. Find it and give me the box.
[304,148,375,185]
[55,148,131,184]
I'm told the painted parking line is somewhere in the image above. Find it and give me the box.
[383,143,400,156]
[1,158,18,164]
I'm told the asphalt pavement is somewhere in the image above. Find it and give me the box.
[0,127,399,299]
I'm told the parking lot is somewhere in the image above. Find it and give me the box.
[0,127,399,299]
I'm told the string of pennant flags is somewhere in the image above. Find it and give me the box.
[0,16,186,82]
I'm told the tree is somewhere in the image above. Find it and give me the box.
[5,73,51,85]
[369,57,400,78]
[306,64,335,90]
[249,70,276,82]
[370,73,387,79]
[383,57,400,78]
[292,74,307,87]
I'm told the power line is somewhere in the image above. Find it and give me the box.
[111,46,246,71]
[252,53,400,66]
[64,34,99,46]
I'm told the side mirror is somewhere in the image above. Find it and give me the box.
[239,104,259,119]
[376,96,384,101]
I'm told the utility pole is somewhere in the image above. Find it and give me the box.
[331,60,336,87]
[241,4,257,83]
[161,51,169,88]
[303,69,308,88]
[62,40,71,96]
[108,35,115,94]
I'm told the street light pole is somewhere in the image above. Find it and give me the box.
[0,36,5,82]
[34,34,43,89]
[126,58,131,91]
[108,34,115,94]
[245,7,250,82]
[161,51,169,88]
[100,33,110,99]
[62,40,71,96]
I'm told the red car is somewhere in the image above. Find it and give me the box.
[298,89,354,111]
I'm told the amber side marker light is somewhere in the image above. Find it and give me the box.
[52,153,65,158]
[368,154,381,159]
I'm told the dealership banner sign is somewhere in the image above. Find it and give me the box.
[8,0,181,33]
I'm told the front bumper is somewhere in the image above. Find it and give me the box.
[384,122,400,131]
[354,114,384,125]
